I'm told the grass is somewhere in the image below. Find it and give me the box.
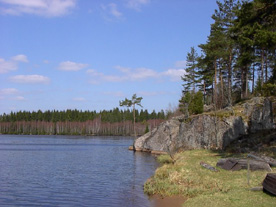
[157,154,175,164]
[144,150,276,207]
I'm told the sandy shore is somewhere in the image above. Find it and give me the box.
[149,195,186,207]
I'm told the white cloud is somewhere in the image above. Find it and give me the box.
[11,54,28,62]
[175,60,186,68]
[87,66,158,83]
[116,66,131,73]
[0,88,25,101]
[58,61,88,71]
[14,96,25,101]
[101,3,123,20]
[87,69,125,84]
[0,88,19,95]
[108,3,122,18]
[0,58,17,73]
[103,75,126,82]
[10,75,50,84]
[161,69,186,81]
[0,0,76,17]
[87,66,185,83]
[115,66,158,80]
[126,0,150,11]
[0,54,28,73]
[86,69,103,76]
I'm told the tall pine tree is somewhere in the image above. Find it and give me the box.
[181,47,199,93]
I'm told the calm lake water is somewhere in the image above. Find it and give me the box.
[0,135,159,207]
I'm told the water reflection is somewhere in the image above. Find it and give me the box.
[0,135,158,207]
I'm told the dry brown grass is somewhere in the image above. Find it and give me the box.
[144,150,276,207]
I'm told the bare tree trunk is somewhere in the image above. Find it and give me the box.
[219,64,224,108]
[228,53,232,106]
[252,64,255,93]
[241,67,245,99]
[261,49,264,87]
[265,50,268,83]
[245,66,248,98]
[133,105,136,137]
[241,66,249,99]
[203,80,206,104]
[214,59,217,106]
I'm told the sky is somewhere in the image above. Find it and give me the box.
[0,0,218,114]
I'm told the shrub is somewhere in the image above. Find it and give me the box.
[179,91,204,115]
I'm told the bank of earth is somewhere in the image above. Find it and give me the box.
[145,148,276,207]
[136,97,276,206]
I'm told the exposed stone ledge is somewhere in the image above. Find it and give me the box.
[133,97,275,153]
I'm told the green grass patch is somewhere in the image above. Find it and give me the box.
[144,150,276,206]
[157,154,174,164]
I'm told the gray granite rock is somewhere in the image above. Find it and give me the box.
[134,97,275,152]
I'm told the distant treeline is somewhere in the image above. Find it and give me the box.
[0,108,167,136]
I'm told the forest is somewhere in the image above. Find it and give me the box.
[179,0,276,114]
[0,108,166,135]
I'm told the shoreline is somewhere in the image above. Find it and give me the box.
[149,195,186,207]
[128,145,168,155]
[143,149,276,207]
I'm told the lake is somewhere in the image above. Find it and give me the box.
[0,135,159,207]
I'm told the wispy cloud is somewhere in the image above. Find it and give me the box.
[87,66,157,83]
[0,0,76,17]
[115,66,158,80]
[0,88,25,101]
[102,91,125,97]
[99,0,150,21]
[87,65,185,84]
[0,54,28,74]
[0,88,19,95]
[13,96,25,101]
[138,90,177,97]
[138,91,165,96]
[175,60,186,68]
[11,54,29,62]
[161,69,185,81]
[58,61,88,71]
[9,75,50,84]
[0,58,17,73]
[126,0,150,11]
[108,3,122,18]
[101,3,123,20]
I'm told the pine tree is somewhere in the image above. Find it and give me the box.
[119,94,143,138]
[232,0,258,99]
[179,91,203,116]
[181,47,199,93]
[213,0,240,106]
[252,0,276,85]
[190,91,204,115]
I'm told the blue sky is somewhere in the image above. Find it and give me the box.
[0,0,218,114]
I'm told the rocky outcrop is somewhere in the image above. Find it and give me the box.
[134,97,275,152]
[134,116,182,152]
